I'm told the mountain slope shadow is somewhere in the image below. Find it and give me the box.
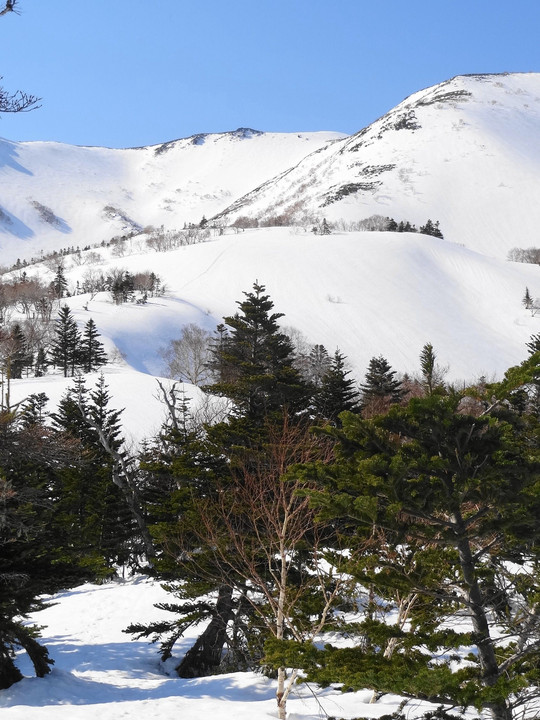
[0,205,34,239]
[0,139,33,175]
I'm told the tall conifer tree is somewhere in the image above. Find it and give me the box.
[50,305,81,377]
[80,318,107,373]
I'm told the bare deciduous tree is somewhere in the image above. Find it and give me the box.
[0,3,41,115]
[159,323,213,386]
[181,415,349,720]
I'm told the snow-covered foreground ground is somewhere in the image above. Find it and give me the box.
[0,578,421,720]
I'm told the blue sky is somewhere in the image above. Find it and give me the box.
[1,0,539,148]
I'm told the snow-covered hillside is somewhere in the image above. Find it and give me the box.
[6,225,540,446]
[2,71,540,437]
[216,73,540,259]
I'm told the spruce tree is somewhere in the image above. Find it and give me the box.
[20,392,49,428]
[419,219,443,238]
[279,385,540,720]
[306,344,331,387]
[132,284,317,679]
[50,264,68,298]
[51,375,133,572]
[419,341,446,395]
[0,412,93,688]
[526,332,540,355]
[320,218,331,235]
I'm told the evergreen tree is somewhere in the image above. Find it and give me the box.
[0,412,93,688]
[80,318,107,373]
[419,341,446,395]
[306,344,331,387]
[206,282,311,421]
[20,392,49,428]
[276,385,540,720]
[34,346,47,377]
[111,272,135,304]
[419,219,444,238]
[132,285,317,679]
[4,324,32,380]
[526,332,540,355]
[50,305,81,377]
[522,286,533,309]
[314,349,361,423]
[51,374,92,440]
[360,355,403,414]
[50,264,68,298]
[51,375,133,572]
[320,218,331,235]
[9,324,32,379]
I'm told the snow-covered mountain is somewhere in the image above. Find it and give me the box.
[0,128,343,265]
[2,76,540,717]
[2,72,540,266]
[2,72,540,443]
[215,73,540,259]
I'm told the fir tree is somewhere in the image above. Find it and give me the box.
[206,282,311,421]
[280,384,540,720]
[50,305,81,377]
[7,324,32,379]
[0,414,93,688]
[419,341,446,395]
[34,346,47,377]
[523,287,533,309]
[132,285,316,679]
[360,355,403,414]
[51,375,133,572]
[320,218,331,235]
[315,349,361,424]
[306,344,331,388]
[419,219,443,238]
[20,392,49,428]
[80,318,107,373]
[526,332,540,355]
[50,264,68,298]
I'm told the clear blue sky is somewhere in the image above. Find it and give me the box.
[1,0,539,148]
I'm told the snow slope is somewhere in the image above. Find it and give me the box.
[216,73,540,259]
[44,228,540,381]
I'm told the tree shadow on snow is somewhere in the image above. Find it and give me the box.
[0,638,277,708]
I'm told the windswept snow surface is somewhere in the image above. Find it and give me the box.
[0,577,430,720]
